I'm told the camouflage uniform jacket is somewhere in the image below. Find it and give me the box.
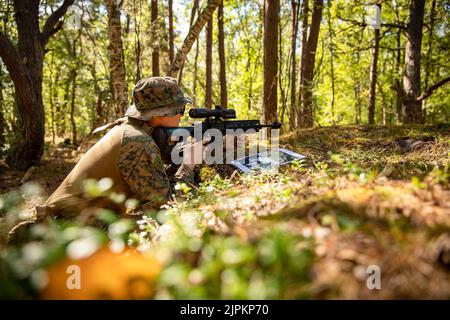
[39,118,194,218]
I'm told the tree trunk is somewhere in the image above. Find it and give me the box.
[289,0,299,130]
[169,0,221,78]
[402,0,425,124]
[70,69,78,145]
[245,2,263,113]
[263,0,279,124]
[133,0,142,82]
[90,62,105,130]
[151,0,160,76]
[61,75,72,136]
[218,2,228,108]
[0,64,5,155]
[246,39,252,112]
[0,0,73,169]
[423,0,436,93]
[378,78,387,125]
[95,97,104,130]
[278,14,287,125]
[298,0,309,108]
[423,0,436,120]
[168,0,174,67]
[106,0,128,117]
[326,0,335,125]
[5,1,43,169]
[395,33,402,124]
[298,0,323,128]
[69,30,82,145]
[368,4,381,125]
[355,83,361,125]
[393,0,402,124]
[48,52,56,144]
[190,0,200,107]
[205,18,213,108]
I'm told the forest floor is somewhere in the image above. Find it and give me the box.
[1,124,449,299]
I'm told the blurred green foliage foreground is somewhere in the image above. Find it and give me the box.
[0,125,449,299]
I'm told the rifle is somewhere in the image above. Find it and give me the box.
[152,106,282,163]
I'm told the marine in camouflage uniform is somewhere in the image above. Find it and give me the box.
[37,77,194,218]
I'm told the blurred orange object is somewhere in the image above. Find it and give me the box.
[41,247,161,300]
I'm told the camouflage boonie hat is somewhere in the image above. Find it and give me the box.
[125,77,192,121]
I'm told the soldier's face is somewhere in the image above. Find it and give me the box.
[149,114,182,127]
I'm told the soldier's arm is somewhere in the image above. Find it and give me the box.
[119,138,171,211]
[119,139,195,212]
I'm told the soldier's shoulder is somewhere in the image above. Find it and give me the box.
[120,122,160,159]
[118,123,163,179]
[121,123,154,145]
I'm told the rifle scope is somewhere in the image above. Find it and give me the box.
[189,107,236,119]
